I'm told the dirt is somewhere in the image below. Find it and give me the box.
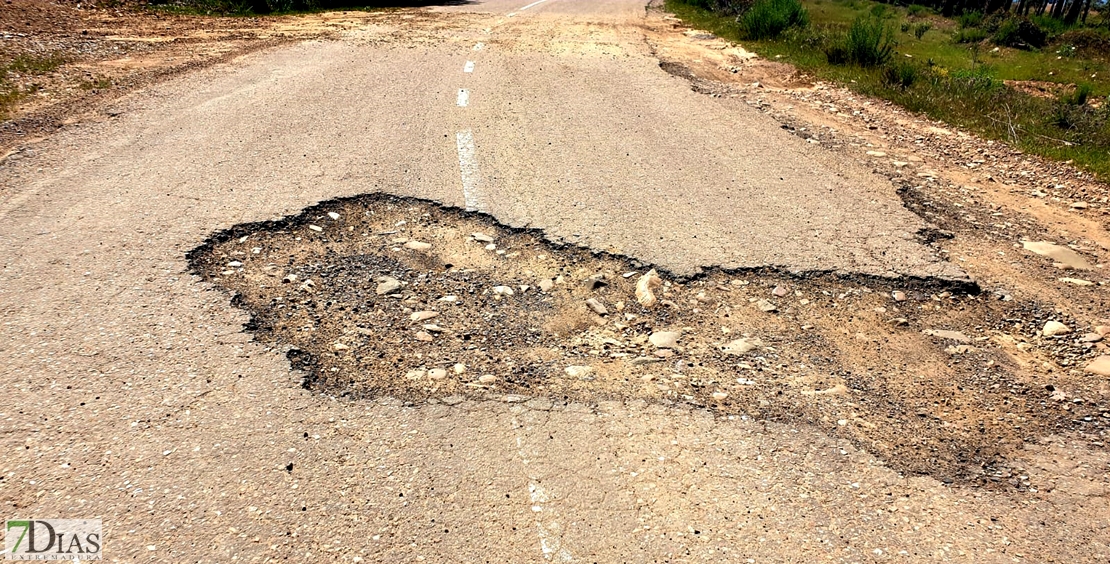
[189,192,1108,490]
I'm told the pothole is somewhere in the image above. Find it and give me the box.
[188,193,1108,487]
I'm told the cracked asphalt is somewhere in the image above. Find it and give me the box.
[1,0,1107,562]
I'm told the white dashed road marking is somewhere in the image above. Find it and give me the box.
[473,42,485,51]
[519,0,552,10]
[464,61,475,73]
[456,89,470,107]
[455,130,482,212]
[515,420,574,562]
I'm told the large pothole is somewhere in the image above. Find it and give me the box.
[189,193,1108,488]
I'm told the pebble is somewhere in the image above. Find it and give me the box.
[439,295,459,302]
[453,363,467,374]
[227,261,243,268]
[756,299,777,312]
[376,276,402,295]
[406,370,426,380]
[1071,201,1089,209]
[585,274,608,290]
[428,368,447,380]
[565,365,595,379]
[478,374,496,384]
[328,212,340,220]
[649,331,681,348]
[1079,333,1103,343]
[655,349,675,358]
[636,270,662,308]
[722,338,761,355]
[493,286,515,296]
[333,342,349,351]
[772,285,788,297]
[1042,321,1071,337]
[422,324,444,332]
[404,241,432,251]
[866,150,887,157]
[485,243,497,251]
[411,311,439,322]
[308,225,323,232]
[1022,240,1093,270]
[1084,356,1110,376]
[1096,325,1110,336]
[892,290,906,301]
[586,298,608,315]
[711,391,729,400]
[539,279,555,292]
[415,331,434,342]
[472,232,495,242]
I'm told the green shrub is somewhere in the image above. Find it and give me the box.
[991,17,1047,49]
[824,41,851,64]
[882,60,920,89]
[907,4,927,17]
[870,4,888,18]
[1060,83,1094,106]
[957,10,983,29]
[1055,28,1110,57]
[739,0,809,40]
[845,16,896,66]
[914,22,931,39]
[953,28,989,43]
[901,21,911,32]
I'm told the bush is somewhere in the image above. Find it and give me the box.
[914,22,931,39]
[991,16,1047,49]
[845,16,896,66]
[1060,83,1094,106]
[882,60,920,89]
[953,28,989,43]
[907,4,927,17]
[1055,28,1110,57]
[901,21,911,32]
[739,0,809,40]
[957,10,983,29]
[824,41,851,64]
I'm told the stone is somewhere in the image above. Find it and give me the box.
[923,329,971,343]
[428,368,448,380]
[636,270,662,308]
[283,274,297,284]
[453,363,467,374]
[772,286,788,297]
[405,370,426,380]
[756,299,777,313]
[1022,241,1093,270]
[478,374,496,384]
[649,331,681,348]
[493,286,515,296]
[1071,201,1089,209]
[1042,321,1071,337]
[1096,325,1110,336]
[539,279,555,292]
[485,244,497,251]
[564,366,594,379]
[1079,333,1103,343]
[586,298,608,315]
[1059,277,1094,286]
[472,232,495,243]
[404,240,432,251]
[630,356,660,366]
[327,212,340,220]
[411,311,439,322]
[376,276,402,295]
[1084,356,1110,377]
[722,338,761,355]
[866,150,887,157]
[892,291,906,301]
[422,324,444,333]
[415,331,434,342]
[308,225,323,232]
[711,391,729,401]
[227,261,243,268]
[333,342,349,351]
[585,274,608,290]
[439,295,458,302]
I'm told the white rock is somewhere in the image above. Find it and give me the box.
[722,338,761,355]
[493,286,515,296]
[636,270,662,308]
[478,374,496,384]
[376,277,402,295]
[564,366,595,379]
[308,225,323,232]
[327,212,340,220]
[453,363,467,374]
[411,311,440,322]
[428,368,448,380]
[404,241,432,251]
[472,233,495,243]
[539,279,555,292]
[586,298,608,315]
[711,392,729,400]
[1042,321,1071,337]
[649,331,680,348]
[756,299,777,312]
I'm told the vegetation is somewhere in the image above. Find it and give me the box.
[0,54,68,120]
[666,0,1110,178]
[740,0,810,39]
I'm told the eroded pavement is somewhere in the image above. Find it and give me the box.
[1,0,1108,562]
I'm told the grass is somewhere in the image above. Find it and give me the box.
[0,53,68,121]
[665,0,1110,179]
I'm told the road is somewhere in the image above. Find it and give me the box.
[0,0,1106,562]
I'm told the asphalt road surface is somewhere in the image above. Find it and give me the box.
[1,0,1106,562]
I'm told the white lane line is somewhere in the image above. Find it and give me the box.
[473,42,485,51]
[455,130,482,212]
[519,0,552,10]
[513,418,574,562]
[457,89,470,107]
[464,61,475,73]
